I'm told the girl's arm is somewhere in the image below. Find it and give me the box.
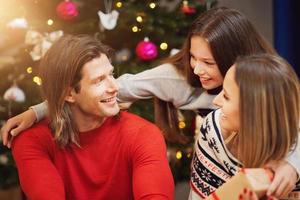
[287,140,300,177]
[266,141,300,198]
[117,63,206,110]
[1,101,47,148]
[31,101,48,122]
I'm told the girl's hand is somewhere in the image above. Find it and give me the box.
[1,109,37,148]
[265,160,297,198]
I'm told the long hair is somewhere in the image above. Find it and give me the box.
[155,7,276,143]
[235,54,299,167]
[39,35,113,146]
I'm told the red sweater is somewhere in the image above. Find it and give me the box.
[12,111,174,200]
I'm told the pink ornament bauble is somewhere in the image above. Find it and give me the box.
[56,0,78,21]
[135,38,158,61]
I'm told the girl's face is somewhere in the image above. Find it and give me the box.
[190,36,223,90]
[213,66,240,133]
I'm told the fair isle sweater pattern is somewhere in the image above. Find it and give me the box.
[190,109,242,198]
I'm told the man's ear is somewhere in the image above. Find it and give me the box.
[65,87,76,103]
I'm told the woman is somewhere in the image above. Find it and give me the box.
[1,7,299,198]
[190,54,300,199]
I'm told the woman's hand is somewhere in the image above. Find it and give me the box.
[1,109,37,148]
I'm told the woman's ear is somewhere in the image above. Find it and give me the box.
[65,87,76,103]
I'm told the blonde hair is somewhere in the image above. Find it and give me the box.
[39,35,112,146]
[235,54,299,167]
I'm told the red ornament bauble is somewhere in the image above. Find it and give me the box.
[135,38,158,61]
[56,0,78,21]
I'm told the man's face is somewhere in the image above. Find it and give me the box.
[69,54,119,122]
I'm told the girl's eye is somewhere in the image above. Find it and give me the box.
[205,61,215,66]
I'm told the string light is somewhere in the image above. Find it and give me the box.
[47,19,54,26]
[178,121,186,129]
[183,0,188,6]
[149,2,156,9]
[122,55,128,61]
[116,1,122,8]
[0,155,8,165]
[26,67,33,74]
[33,76,42,85]
[176,151,183,160]
[160,42,168,50]
[187,153,191,158]
[132,26,138,32]
[136,16,143,23]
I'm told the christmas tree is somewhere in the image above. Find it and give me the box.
[0,0,216,188]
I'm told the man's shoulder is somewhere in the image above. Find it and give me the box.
[13,119,53,146]
[11,119,56,162]
[23,119,51,135]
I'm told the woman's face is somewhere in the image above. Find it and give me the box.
[213,66,240,133]
[190,36,223,90]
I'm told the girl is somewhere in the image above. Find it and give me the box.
[1,7,299,198]
[190,54,300,199]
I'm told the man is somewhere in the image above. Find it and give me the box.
[12,35,174,200]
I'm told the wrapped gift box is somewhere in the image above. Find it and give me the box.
[205,168,273,200]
